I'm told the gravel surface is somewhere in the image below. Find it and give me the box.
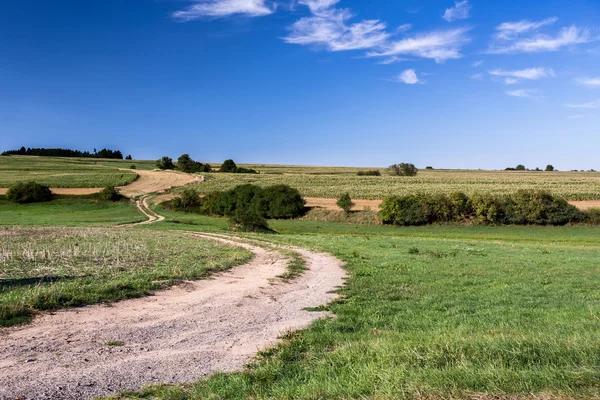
[0,233,346,400]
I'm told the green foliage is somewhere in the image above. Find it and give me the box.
[516,164,526,170]
[388,163,418,176]
[129,164,137,170]
[587,208,600,225]
[357,170,381,176]
[380,190,584,226]
[219,159,257,174]
[171,188,202,212]
[177,154,211,173]
[6,181,53,204]
[336,193,355,213]
[98,185,122,202]
[261,184,306,219]
[546,164,555,171]
[156,156,175,170]
[229,208,270,232]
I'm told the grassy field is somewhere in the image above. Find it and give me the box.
[117,215,600,399]
[190,169,600,201]
[0,156,139,187]
[0,227,251,326]
[0,196,145,226]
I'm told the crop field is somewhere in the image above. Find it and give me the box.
[0,156,139,187]
[0,227,251,326]
[190,169,600,201]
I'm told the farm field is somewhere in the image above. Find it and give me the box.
[191,169,600,201]
[0,227,251,327]
[0,156,139,188]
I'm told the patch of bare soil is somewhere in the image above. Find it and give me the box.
[0,233,346,400]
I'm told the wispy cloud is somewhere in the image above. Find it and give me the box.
[172,0,275,20]
[367,27,471,63]
[488,25,592,54]
[472,60,484,67]
[285,1,470,63]
[495,17,558,40]
[488,67,555,84]
[576,77,600,87]
[565,100,600,109]
[443,1,471,23]
[506,88,543,100]
[397,69,420,84]
[470,73,484,80]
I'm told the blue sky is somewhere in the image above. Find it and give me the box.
[1,0,599,169]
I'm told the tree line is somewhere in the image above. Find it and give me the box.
[2,147,129,160]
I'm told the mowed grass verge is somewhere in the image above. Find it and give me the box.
[0,227,252,327]
[0,155,138,187]
[0,196,145,226]
[121,218,600,399]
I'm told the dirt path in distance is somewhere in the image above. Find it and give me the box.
[0,233,346,400]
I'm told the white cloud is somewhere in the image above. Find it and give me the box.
[172,0,275,20]
[298,0,340,14]
[488,25,592,54]
[472,60,484,67]
[565,101,600,109]
[577,77,600,87]
[470,73,484,80]
[367,27,471,63]
[495,17,558,40]
[443,1,471,23]
[506,88,543,100]
[488,67,555,83]
[397,69,420,84]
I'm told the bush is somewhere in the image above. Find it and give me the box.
[6,181,53,204]
[129,165,137,170]
[587,208,600,225]
[471,193,507,224]
[156,156,174,170]
[177,154,211,173]
[229,208,270,232]
[388,163,418,177]
[336,193,355,214]
[171,188,202,212]
[98,186,122,201]
[357,170,381,176]
[261,185,306,219]
[379,195,428,226]
[505,190,585,226]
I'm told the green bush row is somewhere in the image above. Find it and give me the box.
[380,190,588,226]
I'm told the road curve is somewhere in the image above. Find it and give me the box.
[0,233,346,400]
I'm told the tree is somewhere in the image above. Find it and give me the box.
[336,193,355,214]
[125,155,132,160]
[220,159,238,173]
[516,164,526,171]
[6,181,53,204]
[545,165,555,171]
[156,156,174,170]
[177,154,194,172]
[388,163,418,176]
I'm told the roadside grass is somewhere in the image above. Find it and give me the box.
[115,214,600,399]
[0,228,252,327]
[0,197,145,226]
[0,156,138,187]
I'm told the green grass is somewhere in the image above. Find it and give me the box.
[114,212,600,399]
[0,155,138,187]
[0,197,145,226]
[0,227,252,327]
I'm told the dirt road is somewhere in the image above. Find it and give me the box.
[0,169,201,197]
[0,233,346,399]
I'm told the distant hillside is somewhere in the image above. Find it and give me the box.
[2,147,126,160]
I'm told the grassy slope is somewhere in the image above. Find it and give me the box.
[0,228,252,327]
[0,197,145,226]
[122,210,600,399]
[0,156,138,187]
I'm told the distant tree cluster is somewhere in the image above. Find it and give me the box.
[177,154,212,173]
[357,170,381,176]
[2,147,125,159]
[388,163,418,177]
[505,164,557,171]
[219,159,258,174]
[156,156,175,170]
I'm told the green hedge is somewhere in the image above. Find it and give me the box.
[380,190,587,226]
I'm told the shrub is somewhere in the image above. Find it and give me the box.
[98,186,122,201]
[505,190,585,226]
[6,181,53,204]
[448,192,472,220]
[357,170,381,176]
[388,163,418,177]
[156,156,174,170]
[261,185,306,219]
[229,208,270,232]
[171,188,201,212]
[379,195,427,226]
[336,193,355,214]
[129,165,137,170]
[546,165,555,171]
[425,166,433,170]
[177,154,212,173]
[219,159,257,174]
[471,193,507,224]
[587,209,600,225]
